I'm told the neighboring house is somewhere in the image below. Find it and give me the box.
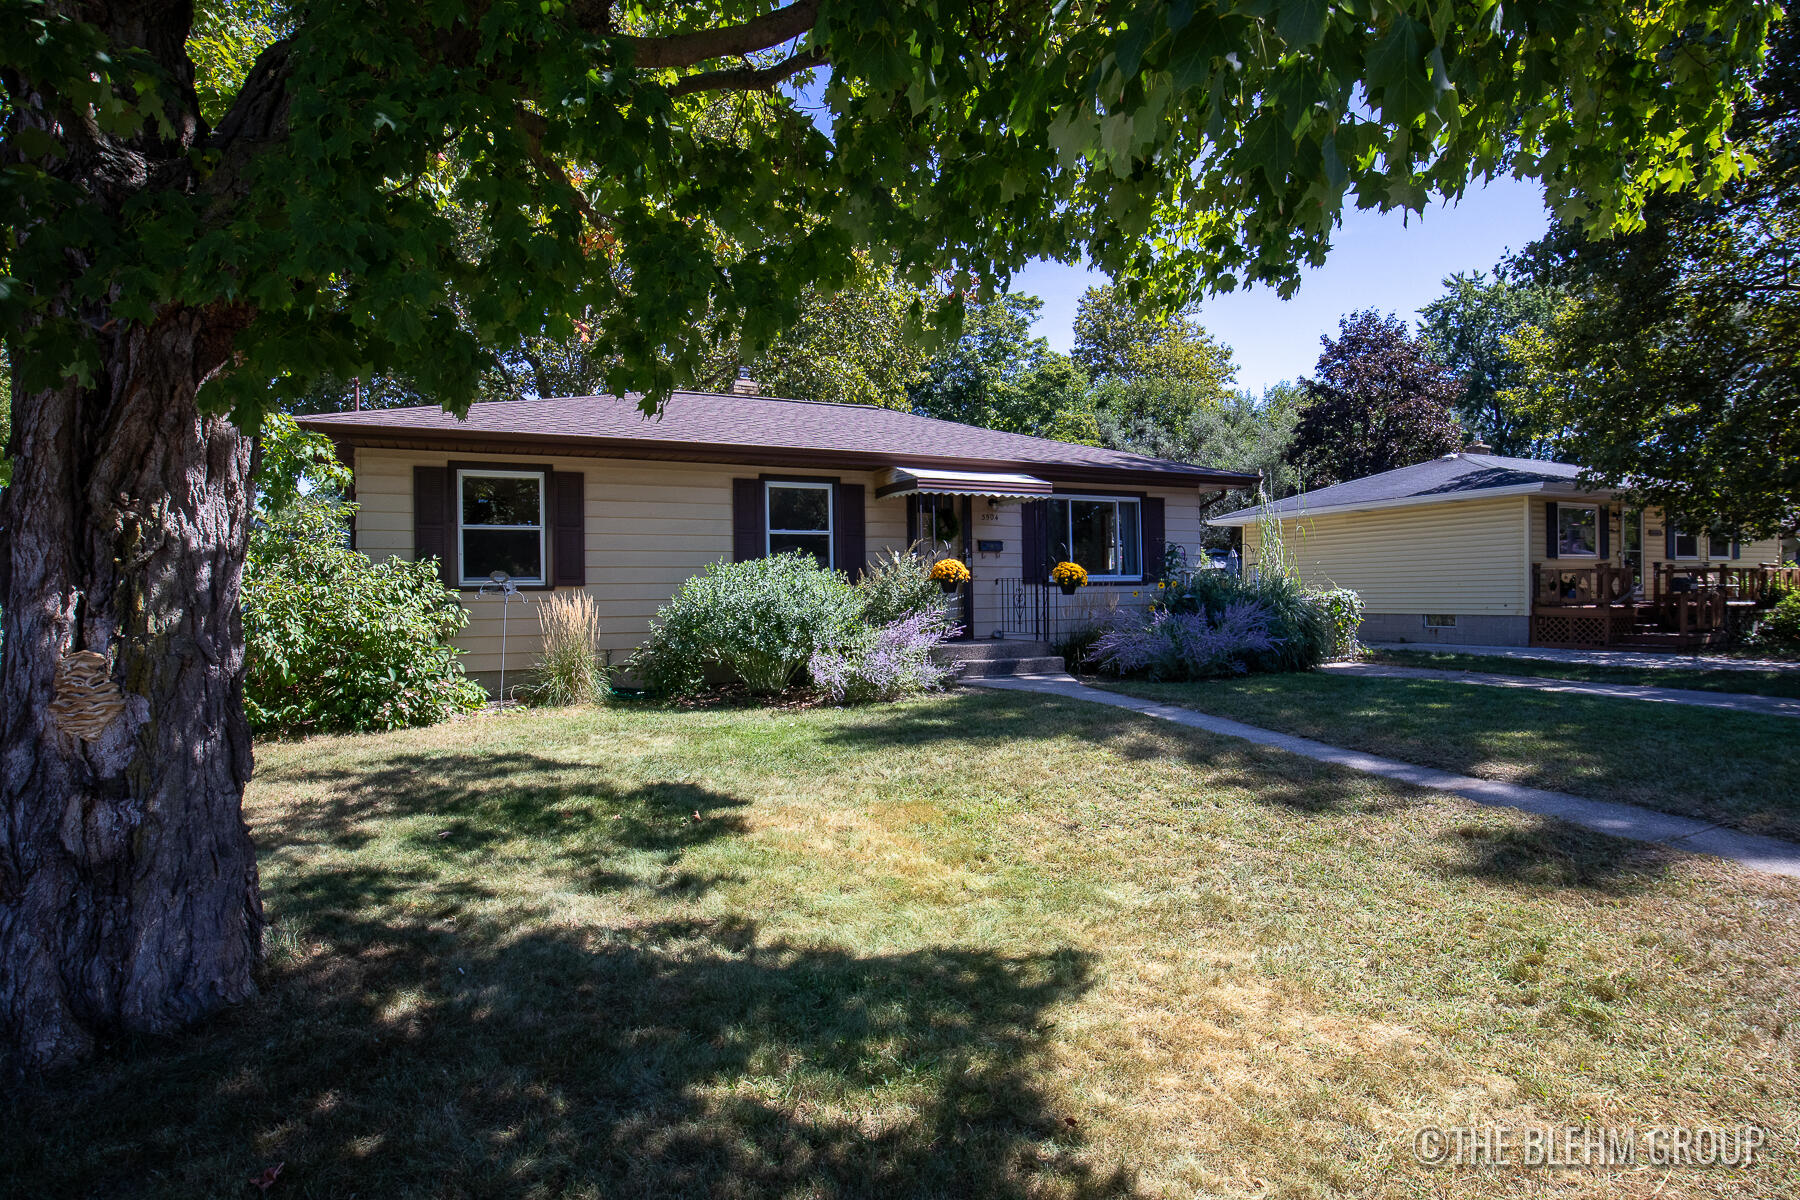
[300,390,1256,688]
[1209,449,1788,649]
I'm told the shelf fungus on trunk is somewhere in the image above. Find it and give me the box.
[47,652,129,742]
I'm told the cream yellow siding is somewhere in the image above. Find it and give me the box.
[1231,497,1786,625]
[1239,495,1530,616]
[1531,499,1785,571]
[351,448,1209,675]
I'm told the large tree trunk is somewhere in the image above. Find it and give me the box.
[0,309,262,1075]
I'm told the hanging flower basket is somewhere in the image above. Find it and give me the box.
[1050,561,1087,595]
[929,558,971,593]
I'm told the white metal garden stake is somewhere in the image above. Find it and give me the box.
[478,570,524,701]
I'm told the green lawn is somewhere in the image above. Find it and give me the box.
[1103,673,1800,840]
[8,694,1799,1199]
[1368,647,1800,700]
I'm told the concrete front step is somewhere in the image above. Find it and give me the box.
[932,640,1056,663]
[951,656,1067,679]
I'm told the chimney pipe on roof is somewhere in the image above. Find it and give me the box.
[732,366,760,396]
[1465,439,1492,454]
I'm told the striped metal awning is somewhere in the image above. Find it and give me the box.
[874,466,1054,499]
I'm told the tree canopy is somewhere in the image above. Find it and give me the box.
[1501,19,1800,537]
[1071,283,1235,385]
[1417,269,1560,457]
[1287,310,1465,488]
[906,293,1086,435]
[3,0,1777,426]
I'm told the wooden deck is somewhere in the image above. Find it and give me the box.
[1530,563,1798,649]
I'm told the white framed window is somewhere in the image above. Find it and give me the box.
[1424,614,1458,629]
[1670,527,1700,559]
[1555,503,1599,558]
[458,469,546,585]
[766,481,834,568]
[1048,495,1143,580]
[1708,532,1734,559]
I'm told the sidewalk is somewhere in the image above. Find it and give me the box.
[970,674,1800,878]
[1322,661,1800,718]
[1370,642,1800,673]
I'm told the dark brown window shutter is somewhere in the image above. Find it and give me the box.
[1141,496,1165,579]
[1598,504,1610,560]
[1666,525,1677,559]
[1545,501,1558,559]
[414,466,454,587]
[732,478,764,562]
[551,471,585,586]
[1021,500,1048,581]
[834,483,866,578]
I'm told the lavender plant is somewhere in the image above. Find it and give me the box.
[810,611,961,703]
[1091,601,1278,681]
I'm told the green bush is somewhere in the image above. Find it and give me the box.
[1751,592,1800,657]
[855,546,946,626]
[1053,621,1111,676]
[1158,569,1329,672]
[244,499,487,733]
[1314,588,1364,660]
[632,553,865,696]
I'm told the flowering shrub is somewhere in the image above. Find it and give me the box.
[1091,601,1278,681]
[857,547,944,626]
[1158,569,1328,672]
[632,553,864,696]
[929,558,971,585]
[244,499,487,733]
[1314,588,1364,660]
[809,610,961,702]
[1051,561,1088,588]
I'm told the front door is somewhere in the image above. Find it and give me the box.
[913,494,974,639]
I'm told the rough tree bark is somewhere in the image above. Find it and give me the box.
[0,1,269,1074]
[0,0,817,1074]
[0,313,263,1075]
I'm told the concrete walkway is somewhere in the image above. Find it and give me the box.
[1370,642,1800,673]
[971,674,1800,879]
[1322,660,1800,718]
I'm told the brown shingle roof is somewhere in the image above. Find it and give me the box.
[300,391,1259,489]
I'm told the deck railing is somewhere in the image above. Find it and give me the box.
[1532,561,1794,642]
[1653,562,1800,604]
[1532,563,1636,608]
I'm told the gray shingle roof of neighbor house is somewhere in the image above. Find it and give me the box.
[1208,451,1604,526]
[299,391,1262,490]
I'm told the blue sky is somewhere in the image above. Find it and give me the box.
[784,74,1551,395]
[1010,175,1552,393]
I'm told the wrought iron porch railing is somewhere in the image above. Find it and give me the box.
[983,578,1157,643]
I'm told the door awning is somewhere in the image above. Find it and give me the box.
[875,466,1054,499]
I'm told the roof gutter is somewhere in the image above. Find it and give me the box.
[302,421,1262,491]
[1207,481,1619,527]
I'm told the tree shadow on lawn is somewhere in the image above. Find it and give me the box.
[8,749,1129,1200]
[257,749,758,900]
[826,691,1673,895]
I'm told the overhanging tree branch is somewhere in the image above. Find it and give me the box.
[613,0,820,69]
[667,48,826,98]
[515,106,606,233]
